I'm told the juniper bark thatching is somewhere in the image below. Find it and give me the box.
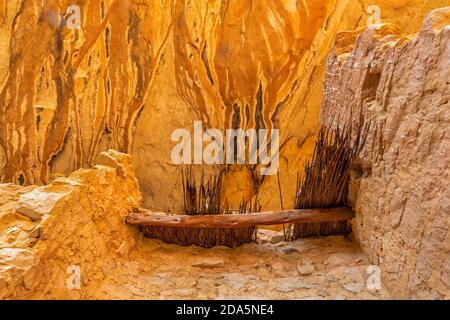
[285,115,370,240]
[181,166,223,216]
[140,166,261,248]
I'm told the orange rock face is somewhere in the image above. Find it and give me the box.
[0,0,449,212]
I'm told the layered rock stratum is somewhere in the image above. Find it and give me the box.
[0,150,142,299]
[321,7,450,299]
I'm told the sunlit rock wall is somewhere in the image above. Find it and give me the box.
[321,8,450,299]
[0,150,142,299]
[0,0,448,211]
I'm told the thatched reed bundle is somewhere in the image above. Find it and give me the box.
[140,166,261,248]
[285,115,369,240]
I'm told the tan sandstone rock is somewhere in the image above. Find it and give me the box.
[17,185,74,221]
[321,7,450,299]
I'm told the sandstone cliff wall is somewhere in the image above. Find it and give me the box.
[1,0,448,212]
[0,150,142,299]
[321,8,450,299]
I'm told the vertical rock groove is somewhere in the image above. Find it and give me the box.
[0,0,447,211]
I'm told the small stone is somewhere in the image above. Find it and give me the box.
[16,185,73,221]
[297,264,315,276]
[97,150,132,177]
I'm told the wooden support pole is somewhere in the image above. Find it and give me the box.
[126,207,354,229]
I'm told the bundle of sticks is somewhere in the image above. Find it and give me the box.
[139,167,261,248]
[133,114,369,247]
[285,115,369,240]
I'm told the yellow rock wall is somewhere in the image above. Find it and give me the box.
[0,150,142,299]
[0,0,449,212]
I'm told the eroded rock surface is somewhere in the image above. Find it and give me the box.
[0,0,448,212]
[0,149,390,299]
[321,7,450,299]
[105,234,387,300]
[0,150,142,299]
